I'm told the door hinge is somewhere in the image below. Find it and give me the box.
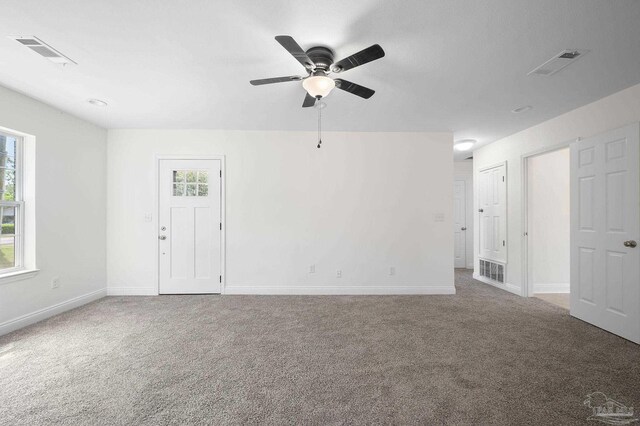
[502,176,505,182]
[220,170,222,178]
[219,275,222,283]
[503,240,505,246]
[220,222,222,230]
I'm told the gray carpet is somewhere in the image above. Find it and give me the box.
[1,270,638,425]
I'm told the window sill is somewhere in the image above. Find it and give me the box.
[0,269,40,285]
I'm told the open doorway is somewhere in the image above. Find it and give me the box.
[525,147,570,309]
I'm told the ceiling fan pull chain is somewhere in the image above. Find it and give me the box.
[317,103,322,148]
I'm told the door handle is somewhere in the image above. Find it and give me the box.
[478,209,484,213]
[624,240,637,248]
[159,235,167,240]
[461,227,467,231]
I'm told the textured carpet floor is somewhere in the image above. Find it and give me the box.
[1,270,639,425]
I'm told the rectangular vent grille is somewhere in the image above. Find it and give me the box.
[8,36,76,65]
[479,259,505,284]
[528,49,588,76]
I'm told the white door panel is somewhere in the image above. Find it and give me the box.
[159,159,222,294]
[454,180,466,268]
[570,123,640,343]
[478,164,506,263]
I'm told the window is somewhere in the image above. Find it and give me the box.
[0,132,23,273]
[172,170,208,197]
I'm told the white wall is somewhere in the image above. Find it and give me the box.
[474,82,640,296]
[527,148,569,293]
[0,85,107,334]
[107,130,454,295]
[454,160,473,269]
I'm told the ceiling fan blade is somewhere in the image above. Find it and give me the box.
[250,76,302,86]
[334,79,375,99]
[302,93,317,108]
[332,44,385,72]
[275,35,315,70]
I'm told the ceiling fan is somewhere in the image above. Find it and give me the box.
[250,36,385,107]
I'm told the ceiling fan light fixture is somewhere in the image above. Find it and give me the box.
[454,139,476,152]
[302,75,335,98]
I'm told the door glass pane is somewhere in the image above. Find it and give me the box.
[186,171,197,183]
[198,184,208,196]
[186,184,197,196]
[197,171,208,183]
[173,184,184,196]
[173,170,185,183]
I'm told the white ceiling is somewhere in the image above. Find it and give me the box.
[1,0,639,159]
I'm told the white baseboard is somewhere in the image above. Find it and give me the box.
[473,273,522,296]
[107,286,158,296]
[224,285,456,295]
[533,283,570,294]
[0,288,106,336]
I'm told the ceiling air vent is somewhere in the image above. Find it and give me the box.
[8,36,76,65]
[528,49,588,76]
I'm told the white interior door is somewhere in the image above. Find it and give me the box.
[478,164,507,263]
[159,159,222,294]
[454,180,467,268]
[570,123,640,343]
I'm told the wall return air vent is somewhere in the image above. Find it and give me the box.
[479,259,505,284]
[8,36,76,65]
[528,49,588,76]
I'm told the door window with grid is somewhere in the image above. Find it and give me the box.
[0,132,22,272]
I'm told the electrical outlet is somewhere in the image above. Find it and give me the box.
[309,265,315,274]
[390,267,396,276]
[51,277,60,289]
[337,270,342,278]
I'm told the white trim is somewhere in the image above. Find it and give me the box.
[0,288,106,336]
[521,142,571,297]
[0,268,39,285]
[532,283,570,294]
[154,155,226,295]
[473,273,521,296]
[224,285,456,295]
[107,286,158,296]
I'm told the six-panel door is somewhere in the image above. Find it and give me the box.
[570,124,640,344]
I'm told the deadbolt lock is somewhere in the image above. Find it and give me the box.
[624,240,637,248]
[159,235,167,240]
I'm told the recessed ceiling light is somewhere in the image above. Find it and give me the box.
[512,105,532,114]
[454,139,476,152]
[88,99,108,107]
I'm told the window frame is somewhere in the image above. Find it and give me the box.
[0,130,24,274]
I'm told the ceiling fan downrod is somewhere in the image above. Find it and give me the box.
[317,98,323,148]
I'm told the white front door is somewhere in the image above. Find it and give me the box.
[454,180,467,268]
[159,159,222,294]
[570,123,640,343]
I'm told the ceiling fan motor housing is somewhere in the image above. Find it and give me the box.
[306,46,334,72]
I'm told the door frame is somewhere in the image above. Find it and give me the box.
[154,155,226,295]
[520,141,572,297]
